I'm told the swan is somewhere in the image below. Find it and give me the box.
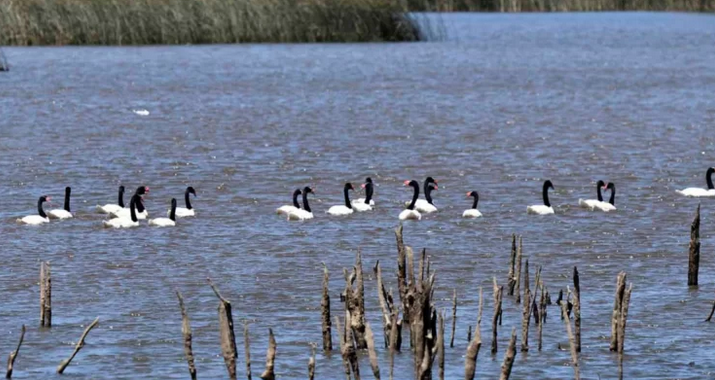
[676,167,715,197]
[287,187,314,221]
[412,177,438,213]
[103,195,140,228]
[462,191,483,218]
[277,188,303,215]
[579,180,606,210]
[48,186,73,219]
[151,198,177,227]
[328,183,355,216]
[595,182,617,212]
[109,186,149,219]
[17,196,51,225]
[96,186,125,214]
[399,180,422,221]
[170,186,196,218]
[352,177,375,208]
[527,180,555,215]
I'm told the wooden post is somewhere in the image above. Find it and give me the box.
[308,343,316,380]
[572,267,581,353]
[259,329,276,380]
[5,325,25,379]
[40,262,52,327]
[498,329,517,380]
[395,225,410,324]
[343,311,361,380]
[388,311,401,380]
[375,261,396,348]
[244,322,252,380]
[706,292,715,322]
[208,278,238,379]
[57,318,99,374]
[538,282,546,351]
[176,291,197,380]
[521,288,532,352]
[437,311,445,380]
[322,263,332,351]
[507,234,517,296]
[617,284,633,354]
[365,323,381,380]
[450,289,457,348]
[492,285,503,354]
[560,299,580,380]
[514,237,523,303]
[335,317,351,380]
[342,250,367,349]
[465,288,483,380]
[524,260,530,298]
[689,204,700,286]
[609,272,627,351]
[466,326,472,343]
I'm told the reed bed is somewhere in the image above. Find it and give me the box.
[405,0,715,12]
[0,0,422,45]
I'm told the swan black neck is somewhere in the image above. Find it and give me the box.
[596,181,604,202]
[184,189,194,210]
[169,198,177,221]
[302,187,312,213]
[707,168,714,190]
[469,192,479,209]
[63,187,71,212]
[542,180,553,207]
[37,197,47,218]
[407,181,420,210]
[425,184,436,205]
[129,195,139,222]
[292,189,302,209]
[364,183,373,204]
[134,186,147,213]
[118,186,125,208]
[607,183,616,205]
[343,184,353,209]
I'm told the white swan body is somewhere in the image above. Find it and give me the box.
[48,209,73,219]
[151,198,177,227]
[594,182,617,212]
[169,186,196,218]
[594,202,617,212]
[352,202,373,212]
[352,198,375,206]
[277,188,302,216]
[110,208,148,220]
[103,217,139,229]
[527,205,554,215]
[462,209,482,218]
[414,199,438,213]
[676,188,715,197]
[327,183,355,216]
[18,215,49,225]
[173,208,195,217]
[400,180,423,221]
[97,186,126,214]
[287,186,314,221]
[578,199,601,210]
[399,209,422,220]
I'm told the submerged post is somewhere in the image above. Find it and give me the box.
[515,237,523,303]
[609,272,627,352]
[322,263,332,351]
[507,234,517,296]
[688,204,700,286]
[208,278,238,380]
[40,262,52,327]
[450,289,457,348]
[492,281,503,354]
[5,325,25,379]
[259,329,276,380]
[573,267,581,353]
[176,291,197,380]
[498,329,517,380]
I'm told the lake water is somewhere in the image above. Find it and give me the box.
[2,12,715,379]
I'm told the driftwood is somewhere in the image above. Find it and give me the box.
[57,318,99,374]
[609,272,627,352]
[437,312,445,380]
[404,247,437,380]
[244,322,252,380]
[514,237,523,304]
[560,298,580,380]
[40,261,52,327]
[507,234,517,296]
[322,263,333,351]
[464,288,483,380]
[572,267,581,353]
[388,311,401,380]
[208,278,238,379]
[308,344,316,380]
[343,250,367,349]
[176,291,197,380]
[259,329,276,380]
[5,325,25,379]
[336,317,351,380]
[492,282,503,354]
[343,311,361,380]
[617,284,633,354]
[450,289,457,348]
[689,204,700,286]
[375,261,398,348]
[498,328,517,380]
[521,288,532,352]
[365,323,381,380]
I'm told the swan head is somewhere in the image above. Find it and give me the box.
[708,167,715,175]
[303,186,314,195]
[365,177,373,184]
[404,180,419,188]
[596,180,606,189]
[39,195,51,203]
[171,198,178,208]
[425,177,438,188]
[186,186,196,196]
[467,191,478,198]
[544,180,554,190]
[292,188,303,196]
[344,183,354,191]
[65,186,71,194]
[136,186,149,196]
[606,182,615,190]
[119,185,125,193]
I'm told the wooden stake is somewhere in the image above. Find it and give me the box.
[365,323,381,380]
[524,259,530,297]
[57,318,99,374]
[450,289,457,348]
[465,288,483,380]
[5,325,25,379]
[507,234,517,296]
[343,250,368,349]
[308,344,316,380]
[515,237,523,304]
[437,311,445,380]
[560,300,580,380]
[617,284,633,354]
[538,282,546,351]
[610,272,626,352]
[322,263,332,351]
[208,278,238,380]
[572,267,581,353]
[244,322,252,380]
[498,328,517,380]
[688,204,700,286]
[375,261,395,348]
[492,285,503,354]
[176,291,197,380]
[259,329,276,380]
[395,225,410,324]
[521,288,532,352]
[40,262,52,327]
[336,317,351,380]
[388,311,400,380]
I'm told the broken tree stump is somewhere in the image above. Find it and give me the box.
[437,311,445,380]
[492,283,504,355]
[176,291,197,380]
[560,297,580,380]
[609,272,627,352]
[322,263,332,351]
[244,322,252,380]
[498,328,517,380]
[395,225,411,325]
[617,284,633,354]
[689,204,701,286]
[342,250,367,349]
[57,318,99,374]
[365,323,381,380]
[40,261,51,327]
[515,237,523,304]
[208,278,238,380]
[572,267,581,353]
[465,288,483,380]
[5,325,25,379]
[308,343,316,380]
[507,234,517,296]
[538,281,547,351]
[259,329,276,380]
[388,311,401,380]
[375,261,397,348]
[521,288,532,352]
[450,289,457,348]
[336,317,352,380]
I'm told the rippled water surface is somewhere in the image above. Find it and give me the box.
[2,12,715,379]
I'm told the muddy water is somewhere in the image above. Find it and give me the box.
[1,12,715,379]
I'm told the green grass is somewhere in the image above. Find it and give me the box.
[0,0,423,45]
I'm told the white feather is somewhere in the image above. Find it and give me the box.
[462,209,482,218]
[399,209,422,221]
[676,188,715,197]
[17,215,49,225]
[527,205,554,215]
[48,209,73,219]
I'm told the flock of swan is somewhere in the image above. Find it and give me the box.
[14,168,715,226]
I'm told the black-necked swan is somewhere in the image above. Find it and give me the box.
[277,188,302,215]
[103,194,140,228]
[596,182,617,212]
[48,186,73,219]
[171,186,196,218]
[527,180,555,215]
[399,180,422,221]
[353,177,375,210]
[579,180,606,210]
[676,167,715,197]
[110,186,149,219]
[96,186,125,214]
[288,187,314,221]
[413,177,438,213]
[151,198,177,227]
[462,191,483,218]
[17,196,51,225]
[328,183,355,216]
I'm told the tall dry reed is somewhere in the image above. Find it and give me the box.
[0,0,422,45]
